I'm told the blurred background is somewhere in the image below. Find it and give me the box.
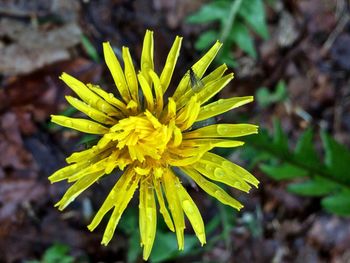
[0,0,350,262]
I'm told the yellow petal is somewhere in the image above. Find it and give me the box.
[149,70,163,115]
[105,150,121,174]
[66,143,114,164]
[184,124,258,139]
[192,160,251,193]
[138,72,154,111]
[171,125,182,147]
[101,173,140,245]
[201,64,227,85]
[87,84,127,115]
[51,115,109,134]
[160,36,182,92]
[196,96,254,122]
[141,30,154,85]
[49,161,90,183]
[177,98,201,131]
[172,72,191,103]
[65,96,115,125]
[162,169,185,250]
[192,41,222,79]
[87,169,127,230]
[64,152,113,184]
[103,42,131,102]
[202,152,259,187]
[181,167,243,210]
[171,146,209,158]
[153,176,175,232]
[173,41,222,100]
[67,155,110,182]
[60,73,118,115]
[175,73,233,109]
[168,153,204,167]
[182,139,244,149]
[175,95,200,131]
[139,178,157,260]
[122,46,139,103]
[161,98,176,123]
[55,169,105,210]
[196,73,233,105]
[176,178,206,245]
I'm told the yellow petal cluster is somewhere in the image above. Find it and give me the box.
[49,30,259,260]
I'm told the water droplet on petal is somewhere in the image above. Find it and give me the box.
[214,167,225,178]
[217,124,228,135]
[206,164,215,172]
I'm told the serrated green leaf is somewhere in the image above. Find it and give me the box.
[321,131,350,182]
[186,1,230,24]
[260,163,307,180]
[238,0,269,39]
[295,128,319,166]
[287,177,339,196]
[321,191,350,216]
[229,22,256,58]
[195,30,219,50]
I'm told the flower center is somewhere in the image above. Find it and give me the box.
[109,110,172,163]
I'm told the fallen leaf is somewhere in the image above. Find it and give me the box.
[0,18,82,75]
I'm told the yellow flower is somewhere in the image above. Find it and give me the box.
[49,30,259,260]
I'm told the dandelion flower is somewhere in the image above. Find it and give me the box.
[49,30,259,260]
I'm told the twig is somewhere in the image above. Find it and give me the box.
[321,9,349,54]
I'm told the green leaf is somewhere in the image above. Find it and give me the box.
[321,131,350,182]
[81,35,100,62]
[229,22,256,58]
[150,233,198,263]
[244,121,350,216]
[127,230,141,263]
[216,45,237,68]
[260,163,307,180]
[239,0,269,39]
[294,128,320,167]
[273,119,289,153]
[321,191,350,216]
[256,80,287,108]
[186,1,230,24]
[288,177,339,196]
[43,244,73,263]
[195,30,218,50]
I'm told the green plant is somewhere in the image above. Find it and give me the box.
[25,244,74,263]
[256,80,287,108]
[119,204,232,262]
[81,35,100,62]
[241,120,350,216]
[187,0,269,67]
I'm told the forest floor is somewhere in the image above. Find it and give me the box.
[0,0,349,262]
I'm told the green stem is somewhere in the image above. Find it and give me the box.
[219,0,243,43]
